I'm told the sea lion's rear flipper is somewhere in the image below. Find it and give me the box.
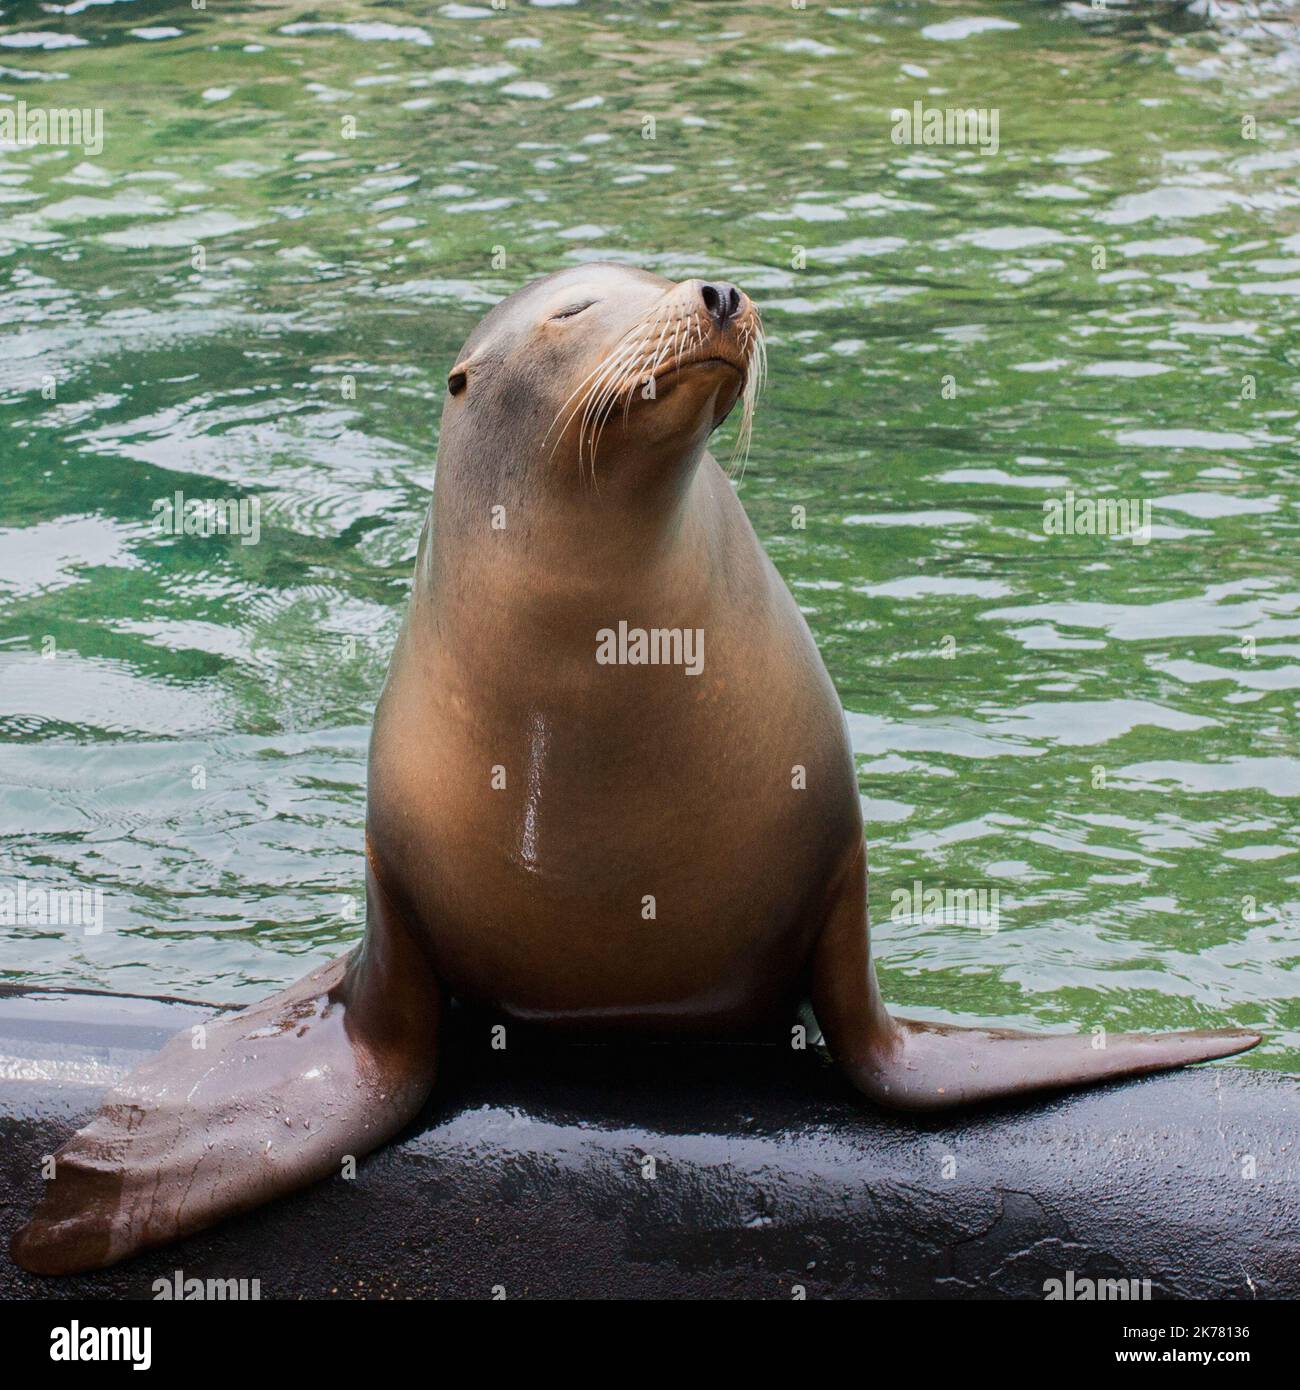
[11,860,440,1275]
[826,1014,1262,1112]
[811,846,1261,1112]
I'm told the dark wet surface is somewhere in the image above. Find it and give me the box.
[2,987,1296,1298]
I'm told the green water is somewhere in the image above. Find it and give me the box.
[1,1,1296,1069]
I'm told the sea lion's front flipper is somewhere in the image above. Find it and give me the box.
[11,859,440,1274]
[811,845,1261,1113]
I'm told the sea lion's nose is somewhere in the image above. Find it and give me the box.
[699,281,743,329]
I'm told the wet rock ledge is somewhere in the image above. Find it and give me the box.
[1,986,1296,1300]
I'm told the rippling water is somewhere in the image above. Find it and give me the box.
[1,1,1297,1069]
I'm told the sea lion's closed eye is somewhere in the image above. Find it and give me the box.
[551,300,598,321]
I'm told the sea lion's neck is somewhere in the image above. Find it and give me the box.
[421,449,717,627]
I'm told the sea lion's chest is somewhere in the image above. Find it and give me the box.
[367,575,861,1032]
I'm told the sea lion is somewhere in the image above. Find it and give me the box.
[12,263,1260,1275]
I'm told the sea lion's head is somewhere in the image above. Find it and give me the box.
[439,263,764,496]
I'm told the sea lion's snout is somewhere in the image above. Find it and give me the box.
[602,274,763,468]
[699,280,744,331]
[643,277,759,397]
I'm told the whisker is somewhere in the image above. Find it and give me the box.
[541,292,764,489]
[728,311,765,480]
[544,321,647,462]
[555,329,649,486]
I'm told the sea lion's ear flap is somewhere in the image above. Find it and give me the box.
[447,363,469,396]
